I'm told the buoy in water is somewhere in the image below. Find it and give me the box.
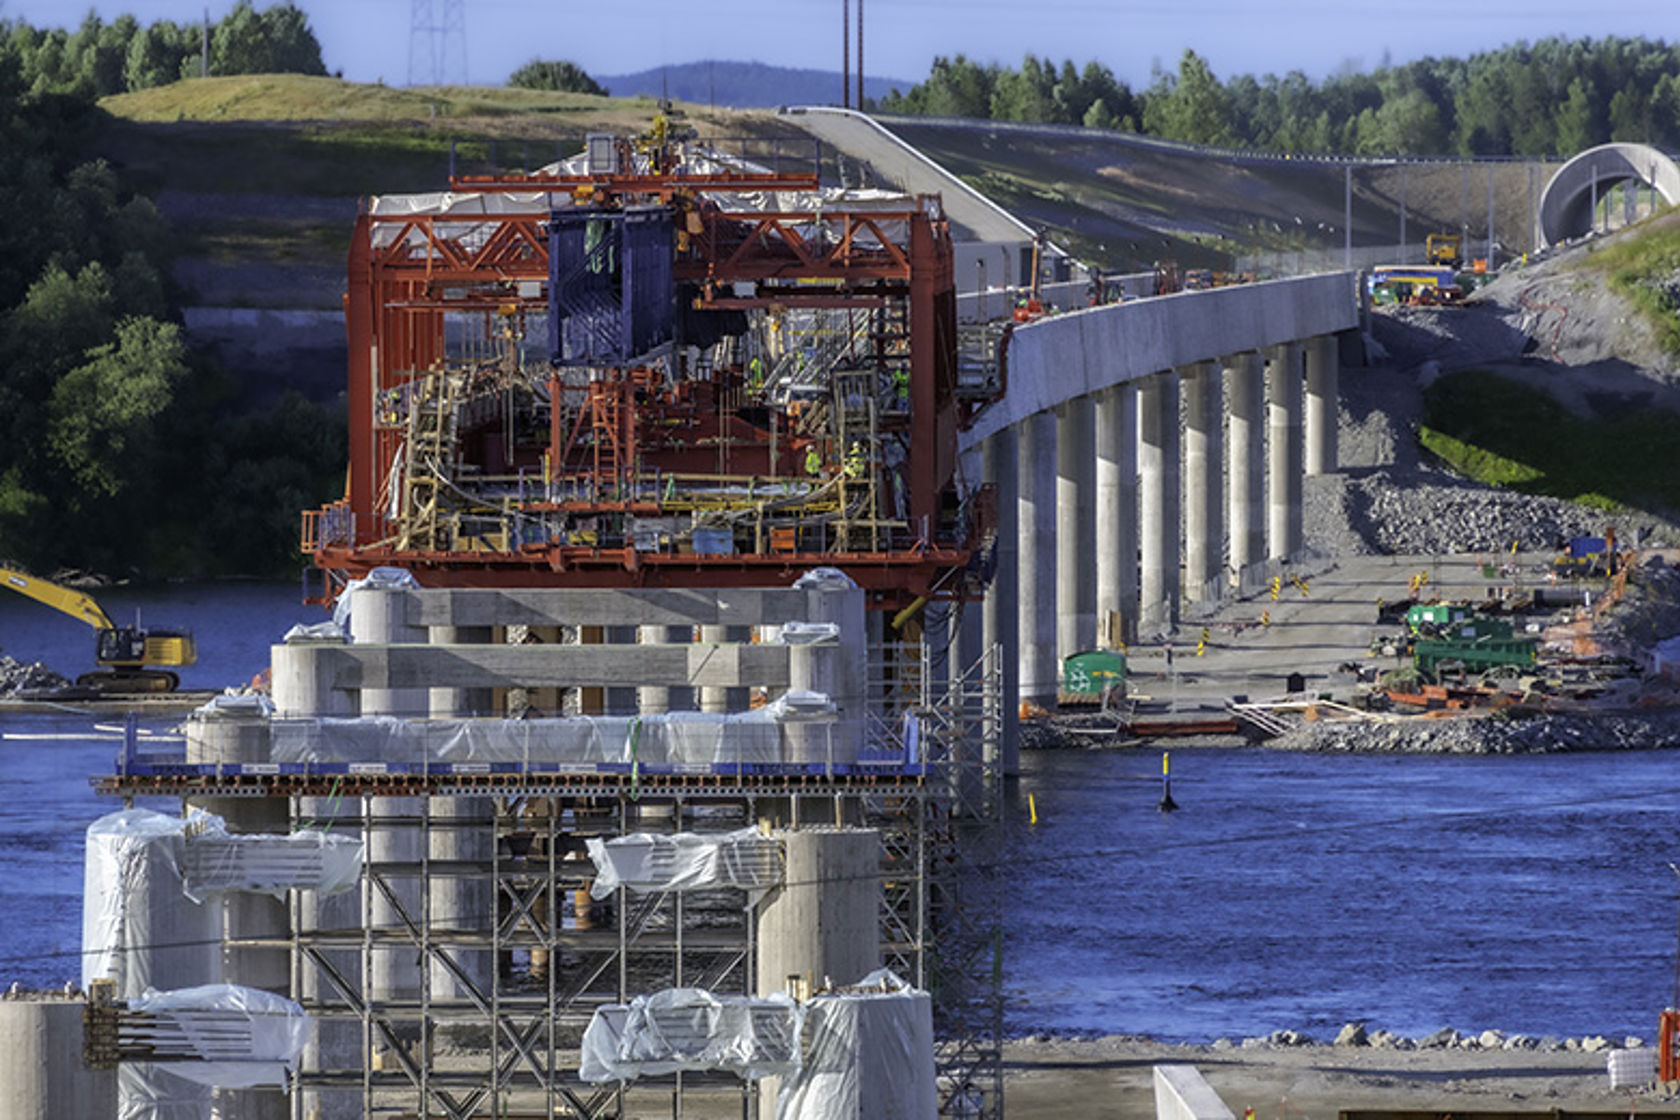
[1158,750,1179,813]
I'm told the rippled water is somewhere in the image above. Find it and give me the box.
[1005,747,1680,1042]
[2,584,1676,1043]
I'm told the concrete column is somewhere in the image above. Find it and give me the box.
[791,578,866,767]
[0,998,116,1120]
[700,626,752,711]
[1182,362,1223,604]
[1305,333,1339,476]
[981,430,1020,777]
[1016,410,1057,706]
[1225,352,1265,592]
[604,625,638,714]
[350,590,425,1043]
[429,626,494,718]
[755,829,881,995]
[1095,383,1138,647]
[1138,372,1181,632]
[638,626,694,713]
[1055,396,1096,661]
[427,627,493,1041]
[1266,343,1304,561]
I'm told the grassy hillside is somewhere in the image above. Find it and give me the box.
[1578,211,1680,357]
[1421,369,1680,515]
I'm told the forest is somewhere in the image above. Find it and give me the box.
[877,38,1680,157]
[0,2,343,580]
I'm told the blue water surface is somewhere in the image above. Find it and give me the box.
[0,581,1676,1044]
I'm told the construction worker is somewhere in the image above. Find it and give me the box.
[747,355,764,393]
[843,441,866,479]
[891,367,910,406]
[803,443,822,477]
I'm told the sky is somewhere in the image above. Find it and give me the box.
[0,0,1671,91]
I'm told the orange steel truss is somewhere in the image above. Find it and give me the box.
[308,157,973,607]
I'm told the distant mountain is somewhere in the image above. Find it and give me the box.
[596,60,915,110]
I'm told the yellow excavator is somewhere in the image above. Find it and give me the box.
[0,567,196,692]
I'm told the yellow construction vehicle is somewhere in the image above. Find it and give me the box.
[0,567,196,692]
[1426,232,1463,268]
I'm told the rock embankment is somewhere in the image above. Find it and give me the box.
[1273,711,1680,753]
[0,655,69,695]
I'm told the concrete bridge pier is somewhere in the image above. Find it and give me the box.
[1182,362,1224,605]
[1138,371,1181,635]
[1017,410,1058,706]
[1225,351,1266,595]
[1305,334,1339,476]
[1265,343,1304,563]
[1094,383,1138,647]
[982,429,1021,775]
[1055,397,1096,662]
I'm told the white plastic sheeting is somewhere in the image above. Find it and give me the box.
[579,988,803,1083]
[192,692,275,718]
[776,970,937,1120]
[178,818,363,902]
[83,810,215,995]
[84,809,364,992]
[330,566,420,632]
[126,984,310,1088]
[269,692,856,767]
[585,826,782,900]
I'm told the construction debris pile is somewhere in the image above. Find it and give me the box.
[0,654,69,695]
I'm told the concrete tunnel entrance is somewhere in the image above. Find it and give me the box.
[1538,142,1680,248]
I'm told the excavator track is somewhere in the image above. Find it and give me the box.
[75,670,180,694]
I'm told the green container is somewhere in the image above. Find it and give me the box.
[1063,649,1127,696]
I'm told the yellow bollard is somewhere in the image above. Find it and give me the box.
[1028,792,1039,825]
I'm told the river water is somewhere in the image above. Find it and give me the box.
[1,583,1676,1044]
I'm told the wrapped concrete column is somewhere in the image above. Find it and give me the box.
[0,995,116,1120]
[82,811,220,1120]
[775,970,937,1120]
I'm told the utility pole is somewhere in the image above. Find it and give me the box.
[856,0,864,111]
[200,7,209,78]
[841,0,849,108]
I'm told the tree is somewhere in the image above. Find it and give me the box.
[209,1,325,77]
[124,21,193,91]
[1143,50,1232,146]
[48,316,188,500]
[1554,75,1599,155]
[507,59,605,95]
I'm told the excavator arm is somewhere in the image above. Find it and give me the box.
[0,567,116,630]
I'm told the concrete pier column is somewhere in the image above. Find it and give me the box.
[1305,333,1340,475]
[0,998,116,1120]
[1266,343,1304,561]
[1095,383,1138,647]
[604,625,638,714]
[427,627,493,1039]
[350,590,426,1042]
[1016,410,1058,706]
[1182,362,1224,604]
[700,626,752,711]
[981,430,1020,777]
[755,829,881,994]
[1225,352,1265,593]
[1055,397,1096,661]
[1138,371,1181,633]
[754,827,883,1120]
[638,626,694,713]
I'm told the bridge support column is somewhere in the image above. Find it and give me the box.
[1266,343,1303,563]
[982,429,1020,776]
[1017,410,1058,707]
[1182,362,1223,604]
[1095,383,1138,647]
[1225,352,1265,595]
[1138,371,1180,634]
[1305,334,1339,475]
[1056,396,1096,661]
[639,626,695,713]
